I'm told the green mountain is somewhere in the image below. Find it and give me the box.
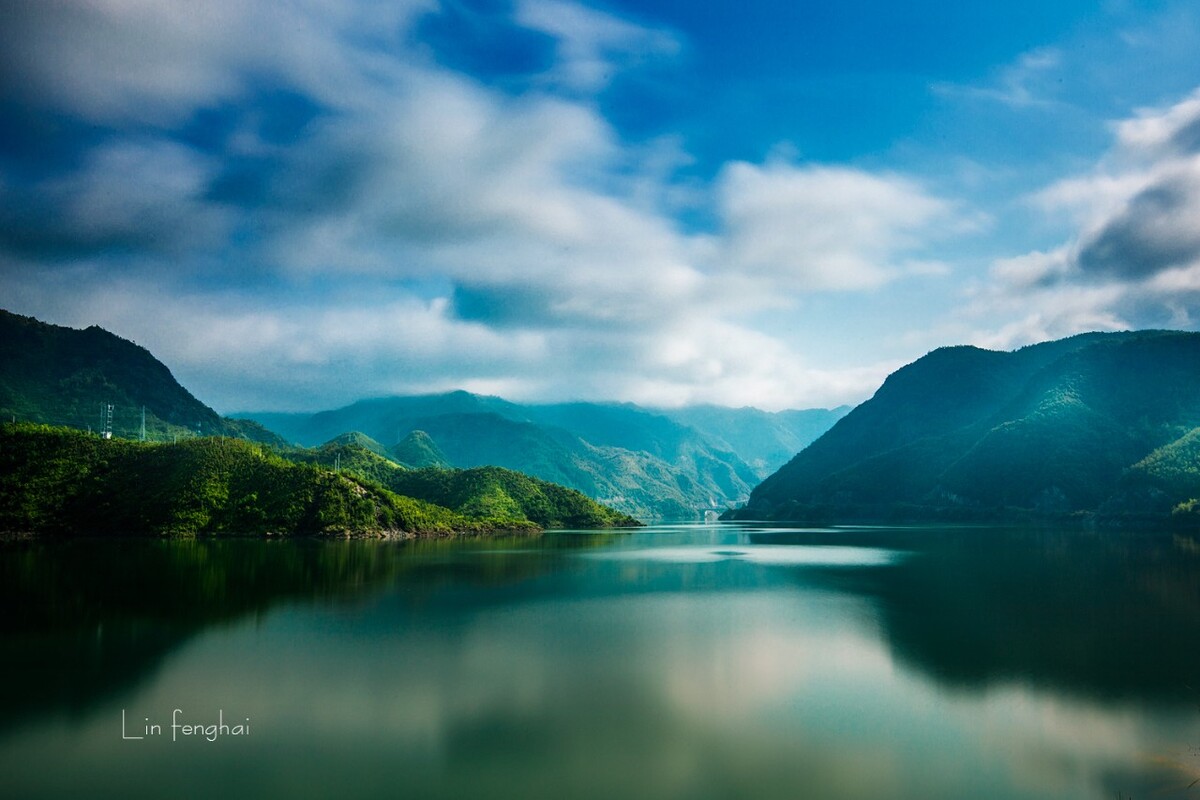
[731,331,1200,523]
[241,394,844,519]
[277,436,637,528]
[0,309,282,445]
[385,466,638,528]
[0,312,639,534]
[0,423,493,537]
[383,410,731,519]
[324,431,392,459]
[0,424,638,536]
[391,430,451,468]
[269,433,639,527]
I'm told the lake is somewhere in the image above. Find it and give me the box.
[1,522,1198,799]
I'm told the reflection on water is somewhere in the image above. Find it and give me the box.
[1,524,1198,799]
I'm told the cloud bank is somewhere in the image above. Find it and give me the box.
[972,89,1200,347]
[3,1,1199,412]
[0,0,955,412]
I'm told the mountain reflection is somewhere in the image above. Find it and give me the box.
[749,526,1200,704]
[0,533,593,733]
[3,524,1198,744]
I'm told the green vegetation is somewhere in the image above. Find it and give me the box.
[386,466,641,528]
[391,429,450,468]
[0,424,639,537]
[0,424,530,537]
[0,309,283,445]
[281,437,638,528]
[287,434,409,486]
[0,311,641,535]
[241,392,845,519]
[730,331,1200,524]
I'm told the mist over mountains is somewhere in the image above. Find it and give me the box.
[0,309,844,521]
[11,306,1197,526]
[243,394,846,519]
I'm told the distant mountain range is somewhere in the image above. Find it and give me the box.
[243,395,846,519]
[0,310,637,534]
[730,331,1200,523]
[0,309,845,521]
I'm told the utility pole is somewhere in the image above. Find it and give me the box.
[335,452,341,473]
[140,406,146,442]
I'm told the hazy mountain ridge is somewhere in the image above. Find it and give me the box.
[657,404,850,477]
[733,331,1200,522]
[0,312,637,533]
[285,435,638,529]
[242,394,845,519]
[0,308,844,522]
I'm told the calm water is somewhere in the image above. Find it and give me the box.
[1,523,1198,799]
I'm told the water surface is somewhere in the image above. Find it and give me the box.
[1,523,1198,799]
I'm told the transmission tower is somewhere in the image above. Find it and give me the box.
[101,403,113,440]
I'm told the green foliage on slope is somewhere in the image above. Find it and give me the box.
[390,430,451,468]
[385,466,641,529]
[0,424,517,537]
[242,396,798,519]
[0,309,283,445]
[732,331,1200,523]
[1128,427,1200,496]
[283,434,409,486]
[279,437,639,528]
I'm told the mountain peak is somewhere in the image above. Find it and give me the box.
[0,309,283,445]
[737,330,1200,522]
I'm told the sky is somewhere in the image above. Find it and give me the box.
[2,0,1200,413]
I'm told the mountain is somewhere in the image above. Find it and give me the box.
[385,465,640,528]
[1,424,638,536]
[731,331,1200,523]
[281,436,639,529]
[0,309,283,445]
[0,311,639,533]
[0,423,495,537]
[391,430,450,468]
[656,404,850,478]
[242,394,834,519]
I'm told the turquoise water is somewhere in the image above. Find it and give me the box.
[1,523,1198,799]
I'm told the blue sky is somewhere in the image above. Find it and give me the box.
[2,0,1200,412]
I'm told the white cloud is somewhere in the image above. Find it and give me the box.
[0,0,971,413]
[0,0,436,125]
[964,287,1132,351]
[962,85,1200,347]
[515,0,680,92]
[931,47,1064,110]
[716,161,954,291]
[0,1,245,125]
[1056,92,1200,286]
[1113,87,1200,156]
[989,248,1072,291]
